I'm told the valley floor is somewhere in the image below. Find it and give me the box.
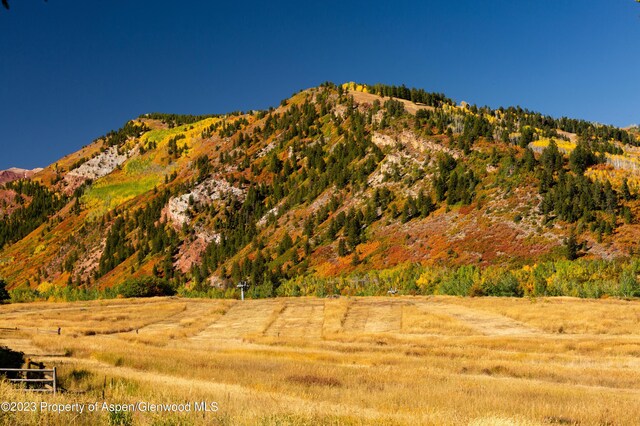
[1,296,640,425]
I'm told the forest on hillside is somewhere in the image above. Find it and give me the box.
[1,82,640,302]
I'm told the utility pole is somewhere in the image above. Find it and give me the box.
[237,280,249,301]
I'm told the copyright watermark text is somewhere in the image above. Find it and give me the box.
[1,400,219,414]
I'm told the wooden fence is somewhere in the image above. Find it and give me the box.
[0,367,57,394]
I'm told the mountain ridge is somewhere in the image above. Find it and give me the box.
[0,167,42,185]
[1,82,640,299]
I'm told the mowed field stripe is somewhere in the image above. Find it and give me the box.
[414,301,542,336]
[363,301,402,333]
[188,299,280,342]
[264,300,325,338]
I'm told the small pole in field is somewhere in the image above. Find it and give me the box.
[237,280,249,301]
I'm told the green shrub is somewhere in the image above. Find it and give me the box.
[108,408,133,426]
[117,276,176,298]
[437,266,478,296]
[483,270,523,297]
[619,269,640,298]
[9,286,38,303]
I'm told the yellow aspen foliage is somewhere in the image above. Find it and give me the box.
[416,269,442,293]
[513,266,535,296]
[36,281,54,295]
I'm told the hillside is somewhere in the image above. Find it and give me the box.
[2,82,640,299]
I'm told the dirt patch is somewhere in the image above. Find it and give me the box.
[556,130,578,142]
[348,90,434,115]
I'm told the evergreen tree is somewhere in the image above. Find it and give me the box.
[622,178,632,201]
[277,232,293,255]
[522,148,536,172]
[564,231,580,261]
[519,126,534,148]
[569,142,597,174]
[303,215,315,238]
[351,251,360,266]
[338,238,347,256]
[540,140,563,173]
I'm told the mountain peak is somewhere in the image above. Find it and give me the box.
[0,167,42,185]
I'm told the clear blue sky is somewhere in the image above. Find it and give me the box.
[1,0,639,169]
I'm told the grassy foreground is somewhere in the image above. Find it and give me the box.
[1,296,640,425]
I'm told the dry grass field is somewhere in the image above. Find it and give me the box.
[1,296,640,425]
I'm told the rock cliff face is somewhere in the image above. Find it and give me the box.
[166,178,245,226]
[65,146,131,181]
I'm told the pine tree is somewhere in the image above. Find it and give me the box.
[278,232,293,255]
[303,215,315,238]
[564,232,579,260]
[622,206,633,224]
[540,140,563,173]
[522,148,536,172]
[338,238,347,257]
[569,142,597,174]
[351,251,360,266]
[519,126,534,148]
[622,178,632,201]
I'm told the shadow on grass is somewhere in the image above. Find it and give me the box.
[0,346,24,379]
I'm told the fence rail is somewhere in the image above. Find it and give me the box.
[0,367,57,394]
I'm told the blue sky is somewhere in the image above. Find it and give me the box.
[1,0,639,169]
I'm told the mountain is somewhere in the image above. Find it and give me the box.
[0,167,42,185]
[1,82,640,298]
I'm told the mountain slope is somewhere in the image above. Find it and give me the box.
[2,82,640,298]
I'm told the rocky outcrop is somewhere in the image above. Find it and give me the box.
[65,146,130,181]
[165,178,245,226]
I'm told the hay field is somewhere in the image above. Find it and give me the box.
[1,296,640,425]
